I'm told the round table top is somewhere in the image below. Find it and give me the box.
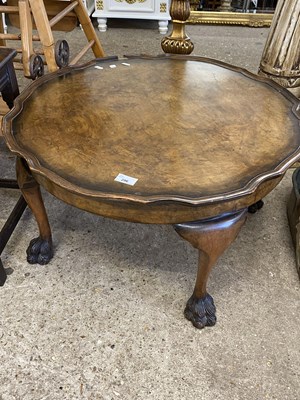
[4,55,300,205]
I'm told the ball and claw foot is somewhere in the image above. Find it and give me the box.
[184,293,217,329]
[26,237,53,265]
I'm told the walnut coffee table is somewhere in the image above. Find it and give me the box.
[3,55,300,329]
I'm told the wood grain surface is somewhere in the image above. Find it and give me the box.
[8,57,300,200]
[3,55,300,223]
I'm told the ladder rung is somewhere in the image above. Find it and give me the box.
[33,49,44,55]
[49,1,78,28]
[14,58,46,66]
[0,33,21,40]
[69,40,94,65]
[13,60,23,68]
[14,48,44,55]
[0,33,40,41]
[0,6,76,17]
[0,6,19,13]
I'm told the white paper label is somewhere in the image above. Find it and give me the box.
[114,173,138,186]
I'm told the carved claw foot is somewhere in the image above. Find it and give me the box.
[26,237,53,265]
[184,293,216,329]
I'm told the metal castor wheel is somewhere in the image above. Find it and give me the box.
[55,40,70,68]
[29,54,44,79]
[248,200,264,214]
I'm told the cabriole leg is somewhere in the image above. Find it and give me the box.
[175,209,247,329]
[16,158,53,265]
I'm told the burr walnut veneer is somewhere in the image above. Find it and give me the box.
[3,55,300,328]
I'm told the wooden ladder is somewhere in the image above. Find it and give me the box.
[0,0,105,79]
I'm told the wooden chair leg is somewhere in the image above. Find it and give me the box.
[174,209,247,329]
[16,157,53,265]
[74,0,105,58]
[28,0,58,73]
[0,7,6,47]
[19,0,34,78]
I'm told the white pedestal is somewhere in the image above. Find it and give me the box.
[92,0,170,34]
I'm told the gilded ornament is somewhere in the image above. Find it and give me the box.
[188,11,272,27]
[115,0,146,3]
[161,0,193,55]
[161,37,194,54]
[96,0,104,10]
[160,2,167,13]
